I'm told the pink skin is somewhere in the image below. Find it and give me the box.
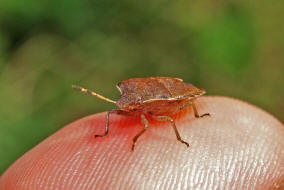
[1,96,284,190]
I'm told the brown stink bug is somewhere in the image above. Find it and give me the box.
[72,76,210,151]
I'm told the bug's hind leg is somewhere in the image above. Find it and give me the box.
[152,115,189,148]
[171,101,193,115]
[191,101,210,118]
[132,114,149,151]
[95,109,130,138]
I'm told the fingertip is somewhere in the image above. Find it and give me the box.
[1,96,283,189]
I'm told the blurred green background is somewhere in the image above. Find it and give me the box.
[0,0,283,174]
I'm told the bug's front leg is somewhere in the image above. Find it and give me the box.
[191,101,210,118]
[95,109,130,138]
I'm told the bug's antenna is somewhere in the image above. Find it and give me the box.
[72,85,116,104]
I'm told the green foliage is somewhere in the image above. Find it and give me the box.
[0,0,283,174]
[195,6,254,74]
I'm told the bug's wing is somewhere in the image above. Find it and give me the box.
[156,77,205,98]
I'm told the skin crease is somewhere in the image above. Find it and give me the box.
[0,96,283,190]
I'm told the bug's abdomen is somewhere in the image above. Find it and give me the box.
[129,99,190,116]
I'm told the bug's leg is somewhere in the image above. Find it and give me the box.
[152,115,189,148]
[171,101,193,115]
[95,109,129,138]
[191,101,210,118]
[132,114,149,151]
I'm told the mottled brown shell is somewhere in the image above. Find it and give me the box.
[116,76,205,109]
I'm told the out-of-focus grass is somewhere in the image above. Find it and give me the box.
[0,0,283,174]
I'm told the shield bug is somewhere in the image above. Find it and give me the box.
[72,76,210,151]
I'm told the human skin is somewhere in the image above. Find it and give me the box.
[0,96,283,190]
